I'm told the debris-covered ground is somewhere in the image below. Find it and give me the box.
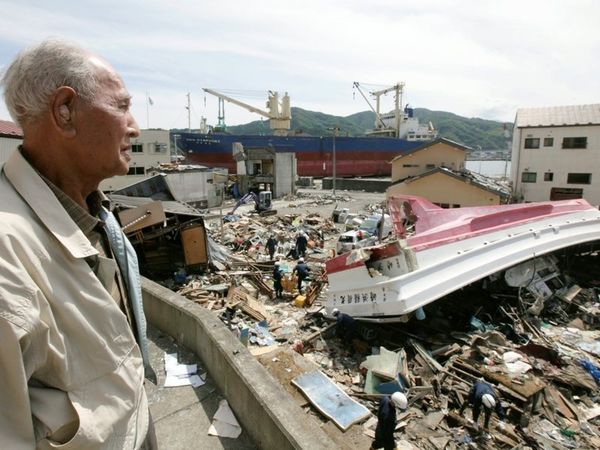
[156,190,600,450]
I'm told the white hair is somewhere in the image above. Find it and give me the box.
[1,39,100,127]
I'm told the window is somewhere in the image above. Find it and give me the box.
[543,138,554,147]
[127,166,145,175]
[402,164,419,168]
[562,137,587,149]
[521,172,537,183]
[544,172,554,182]
[131,143,143,153]
[425,164,435,170]
[550,187,583,200]
[524,138,540,148]
[154,143,167,153]
[567,173,591,184]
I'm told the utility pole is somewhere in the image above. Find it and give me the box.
[327,126,340,197]
[186,92,191,132]
[146,92,150,129]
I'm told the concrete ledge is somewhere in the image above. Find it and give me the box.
[322,177,390,193]
[142,278,337,450]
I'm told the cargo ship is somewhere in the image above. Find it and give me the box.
[175,84,437,177]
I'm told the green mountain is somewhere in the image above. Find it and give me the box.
[224,107,512,150]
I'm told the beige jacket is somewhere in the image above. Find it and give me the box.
[0,150,148,449]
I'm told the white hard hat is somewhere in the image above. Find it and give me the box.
[482,394,496,409]
[391,392,408,410]
[298,257,304,263]
[332,308,340,317]
[274,261,281,266]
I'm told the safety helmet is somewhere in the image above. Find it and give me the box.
[482,394,496,409]
[391,392,408,410]
[274,261,281,266]
[298,258,304,263]
[332,308,340,317]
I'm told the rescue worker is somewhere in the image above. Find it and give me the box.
[266,234,277,260]
[272,261,283,298]
[460,379,506,430]
[295,232,308,257]
[370,392,408,450]
[293,257,310,294]
[286,245,299,260]
[332,308,357,346]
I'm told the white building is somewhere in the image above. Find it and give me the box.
[0,119,23,164]
[511,104,600,204]
[100,129,171,191]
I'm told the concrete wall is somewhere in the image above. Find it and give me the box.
[101,129,171,191]
[163,169,226,208]
[391,142,466,182]
[511,124,600,204]
[141,278,337,450]
[0,136,21,165]
[386,171,502,207]
[322,177,390,193]
[275,152,296,197]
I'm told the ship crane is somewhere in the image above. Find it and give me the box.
[353,82,405,138]
[202,88,291,136]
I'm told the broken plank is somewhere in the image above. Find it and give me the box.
[412,340,443,373]
[303,322,336,344]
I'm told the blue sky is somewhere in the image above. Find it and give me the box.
[1,0,599,130]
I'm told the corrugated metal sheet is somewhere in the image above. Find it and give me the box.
[108,194,204,217]
[516,104,600,128]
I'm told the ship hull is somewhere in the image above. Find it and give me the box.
[176,132,424,177]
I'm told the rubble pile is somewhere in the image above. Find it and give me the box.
[155,195,600,450]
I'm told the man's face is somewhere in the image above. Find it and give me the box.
[73,59,140,184]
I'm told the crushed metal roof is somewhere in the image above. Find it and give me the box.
[0,119,22,138]
[391,167,511,198]
[515,104,600,128]
[390,137,472,162]
[150,163,222,172]
[108,194,205,217]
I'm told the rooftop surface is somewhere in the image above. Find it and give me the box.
[0,119,22,138]
[515,103,600,127]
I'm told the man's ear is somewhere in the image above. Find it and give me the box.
[51,87,77,137]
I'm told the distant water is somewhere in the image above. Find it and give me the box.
[466,160,511,178]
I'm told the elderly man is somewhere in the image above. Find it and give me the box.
[0,40,155,449]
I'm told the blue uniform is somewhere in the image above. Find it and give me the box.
[266,237,277,259]
[296,235,308,257]
[461,381,505,428]
[371,396,396,450]
[336,313,357,344]
[293,262,310,293]
[273,266,283,297]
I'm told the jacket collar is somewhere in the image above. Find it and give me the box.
[3,149,99,259]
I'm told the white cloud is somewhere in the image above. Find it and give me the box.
[1,0,600,128]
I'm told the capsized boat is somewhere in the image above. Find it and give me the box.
[325,195,600,322]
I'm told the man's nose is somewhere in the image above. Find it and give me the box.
[128,113,140,137]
